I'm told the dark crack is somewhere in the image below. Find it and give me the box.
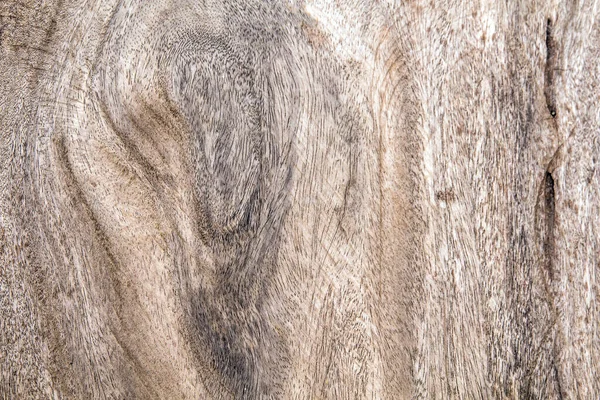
[544,19,557,118]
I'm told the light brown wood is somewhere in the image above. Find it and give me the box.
[1,0,599,398]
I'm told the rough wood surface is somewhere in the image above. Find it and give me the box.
[1,1,599,398]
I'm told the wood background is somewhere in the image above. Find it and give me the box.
[1,0,599,398]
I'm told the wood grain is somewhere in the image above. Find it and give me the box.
[1,0,599,398]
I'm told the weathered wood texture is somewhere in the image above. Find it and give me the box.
[1,0,599,398]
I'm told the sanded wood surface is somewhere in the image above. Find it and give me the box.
[1,0,599,398]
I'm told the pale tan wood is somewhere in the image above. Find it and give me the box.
[1,0,599,398]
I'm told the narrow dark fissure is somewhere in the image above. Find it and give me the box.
[544,18,557,118]
[543,170,555,280]
[542,170,565,399]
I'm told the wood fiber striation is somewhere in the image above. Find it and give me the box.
[1,1,600,399]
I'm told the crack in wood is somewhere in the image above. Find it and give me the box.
[544,18,557,119]
[543,170,555,281]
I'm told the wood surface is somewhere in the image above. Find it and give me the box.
[1,0,599,398]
